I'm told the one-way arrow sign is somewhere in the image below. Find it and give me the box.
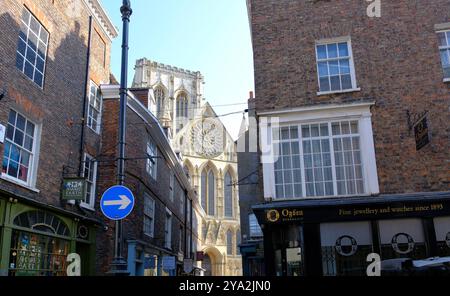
[103,195,132,210]
[100,185,135,220]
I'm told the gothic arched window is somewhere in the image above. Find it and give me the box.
[201,167,216,216]
[224,172,233,218]
[227,230,233,255]
[236,230,241,255]
[154,87,165,117]
[176,93,188,132]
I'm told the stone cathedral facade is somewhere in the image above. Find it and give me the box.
[133,58,242,276]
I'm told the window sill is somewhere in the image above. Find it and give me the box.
[317,88,361,96]
[267,193,373,202]
[87,126,101,135]
[443,78,450,83]
[0,174,40,193]
[79,203,95,211]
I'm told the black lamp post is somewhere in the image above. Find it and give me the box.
[109,0,132,276]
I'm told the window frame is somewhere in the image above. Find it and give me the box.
[272,119,364,199]
[1,110,40,189]
[81,153,97,210]
[315,37,359,95]
[146,139,158,180]
[164,208,173,250]
[437,30,450,82]
[143,193,155,238]
[224,171,234,218]
[259,103,379,201]
[16,7,49,89]
[87,80,103,134]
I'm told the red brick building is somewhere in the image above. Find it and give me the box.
[244,0,450,276]
[0,0,117,275]
[98,85,196,276]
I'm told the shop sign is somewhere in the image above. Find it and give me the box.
[414,116,430,151]
[265,208,304,223]
[0,124,5,143]
[62,178,86,201]
[162,256,176,271]
[183,259,193,273]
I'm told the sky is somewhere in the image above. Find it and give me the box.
[100,0,254,140]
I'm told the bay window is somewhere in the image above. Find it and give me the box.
[272,120,366,199]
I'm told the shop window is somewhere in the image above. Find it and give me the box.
[379,219,427,262]
[434,217,450,257]
[9,211,71,276]
[320,222,373,276]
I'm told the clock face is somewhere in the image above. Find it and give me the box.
[191,118,224,158]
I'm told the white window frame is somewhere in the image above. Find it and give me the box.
[437,30,450,82]
[260,103,379,201]
[1,110,41,190]
[315,37,360,96]
[16,7,49,88]
[165,208,173,250]
[87,81,103,134]
[146,139,157,180]
[143,193,155,237]
[81,153,97,210]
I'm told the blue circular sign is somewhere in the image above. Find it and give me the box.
[100,185,135,220]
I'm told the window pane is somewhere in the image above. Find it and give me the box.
[327,43,338,58]
[290,127,299,139]
[338,42,349,56]
[339,59,350,74]
[311,125,320,137]
[329,60,339,75]
[440,50,450,66]
[341,74,352,90]
[16,53,25,71]
[330,76,341,91]
[438,32,447,46]
[317,45,327,59]
[318,62,328,77]
[24,61,34,79]
[319,77,330,92]
[17,38,26,55]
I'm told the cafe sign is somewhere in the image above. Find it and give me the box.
[62,178,86,201]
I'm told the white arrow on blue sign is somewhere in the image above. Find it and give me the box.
[100,185,135,220]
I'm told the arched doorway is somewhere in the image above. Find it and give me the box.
[201,247,223,276]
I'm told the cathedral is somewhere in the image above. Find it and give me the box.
[133,58,242,276]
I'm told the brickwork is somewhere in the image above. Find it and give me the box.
[248,0,450,194]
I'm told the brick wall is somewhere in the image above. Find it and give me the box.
[249,0,450,194]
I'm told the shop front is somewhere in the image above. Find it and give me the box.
[0,196,98,276]
[253,192,450,276]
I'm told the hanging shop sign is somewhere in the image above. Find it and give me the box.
[62,178,86,201]
[414,116,430,151]
[0,124,5,143]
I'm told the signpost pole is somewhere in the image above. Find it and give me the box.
[109,0,132,276]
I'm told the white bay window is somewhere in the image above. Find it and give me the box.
[261,103,379,200]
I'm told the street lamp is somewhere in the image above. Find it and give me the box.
[109,0,132,276]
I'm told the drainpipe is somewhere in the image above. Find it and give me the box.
[78,16,93,177]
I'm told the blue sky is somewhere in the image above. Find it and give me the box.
[100,0,254,139]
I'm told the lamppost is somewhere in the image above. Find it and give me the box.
[109,0,132,276]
